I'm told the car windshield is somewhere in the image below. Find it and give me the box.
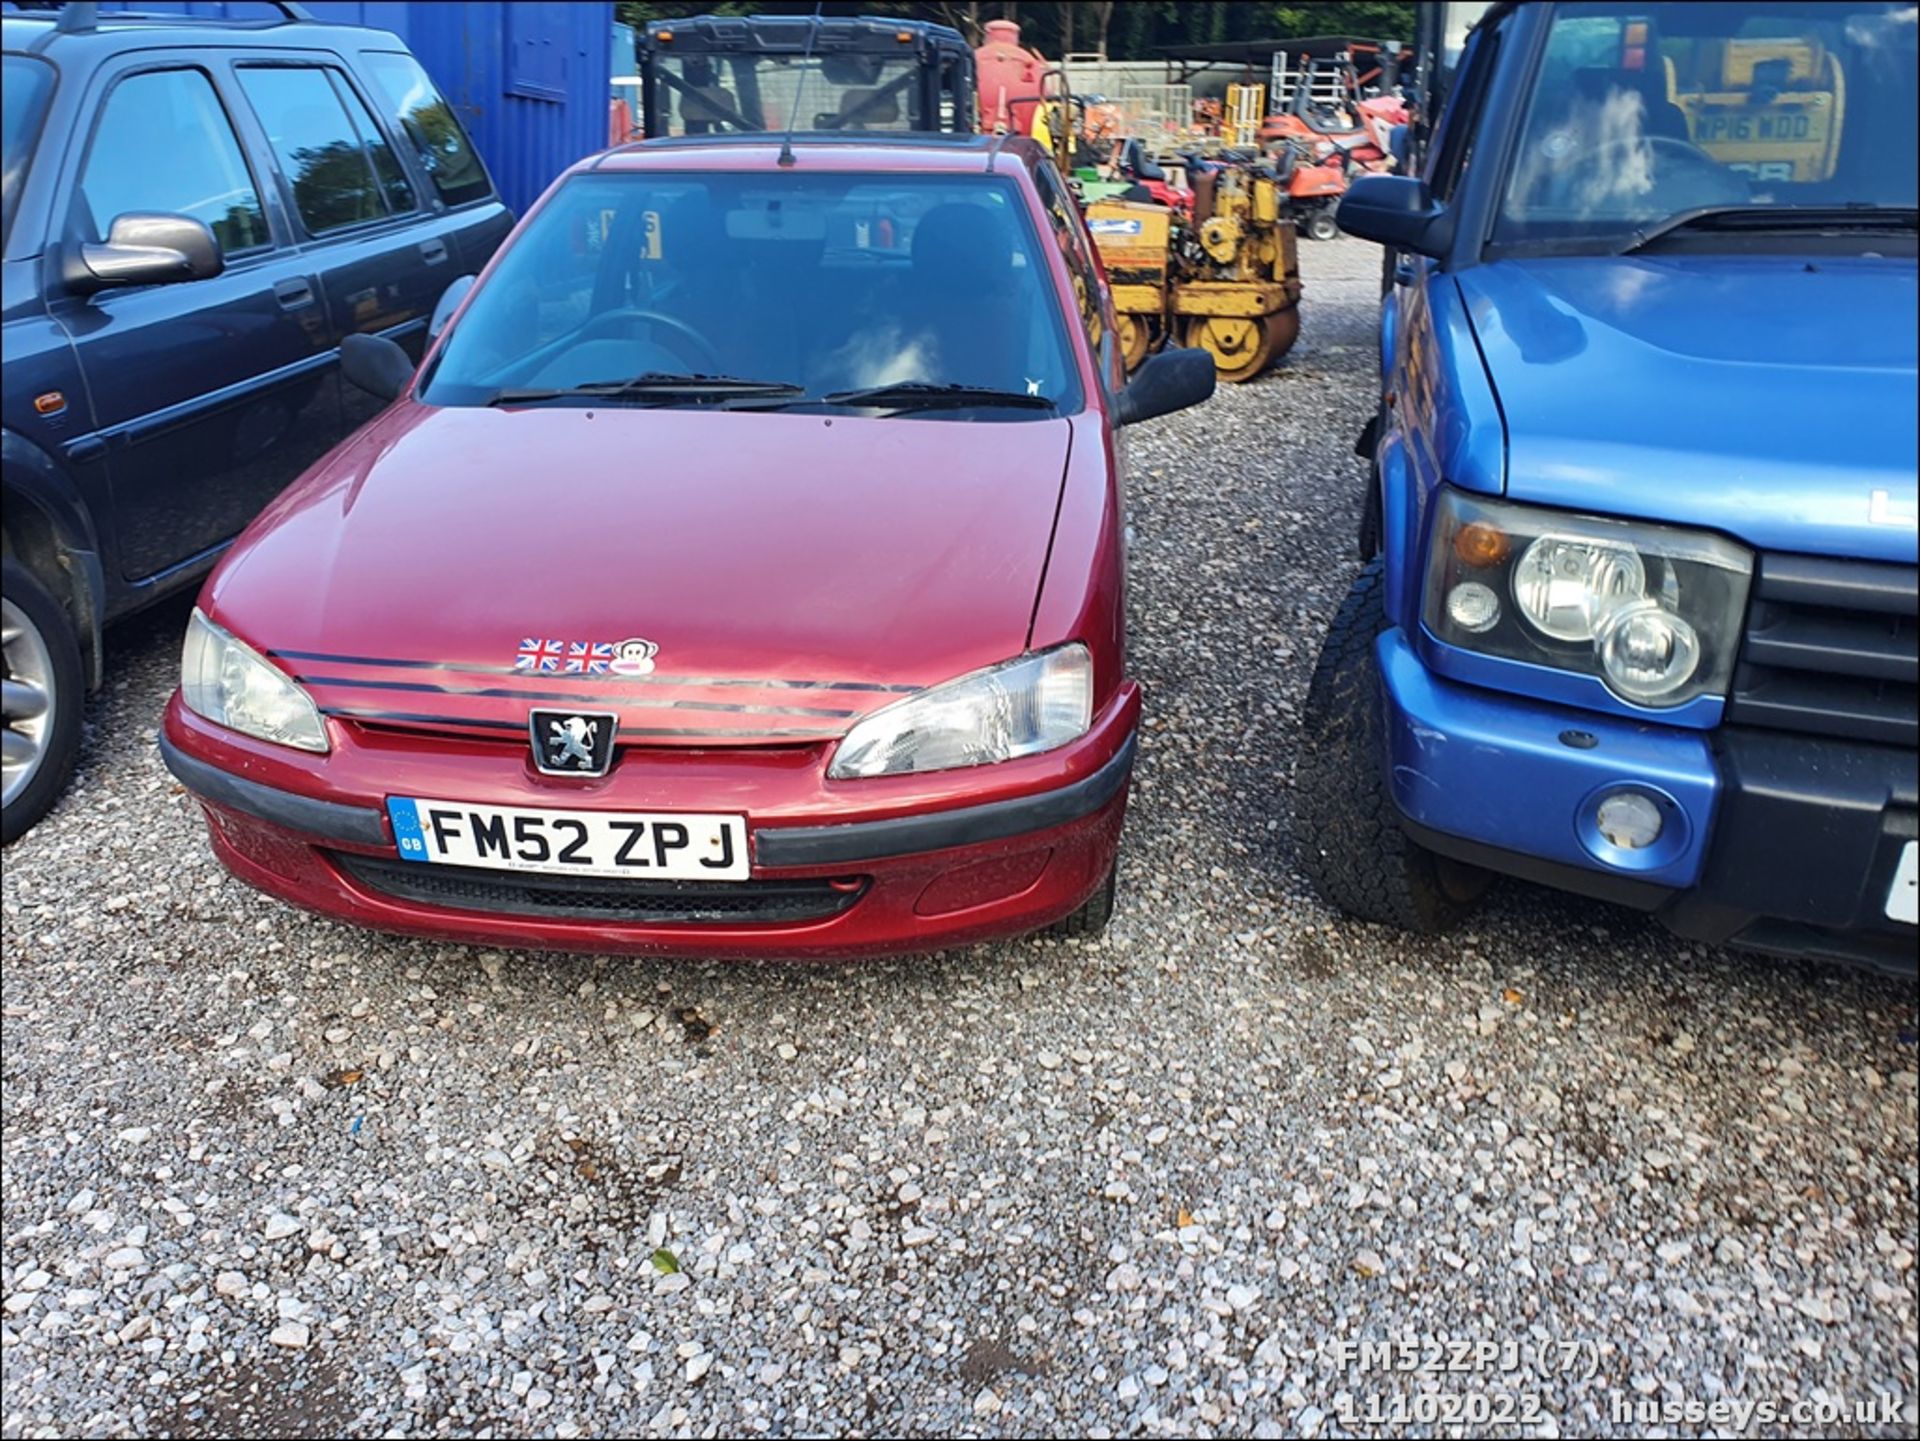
[423,170,1083,418]
[1495,1,1917,246]
[655,53,923,133]
[2,54,55,246]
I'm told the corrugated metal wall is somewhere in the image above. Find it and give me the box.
[96,1,613,216]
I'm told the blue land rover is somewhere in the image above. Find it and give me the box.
[1300,0,1917,972]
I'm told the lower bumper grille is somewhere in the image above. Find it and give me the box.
[334,853,866,925]
[1727,552,1917,747]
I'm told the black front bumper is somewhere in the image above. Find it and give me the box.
[1406,727,1918,976]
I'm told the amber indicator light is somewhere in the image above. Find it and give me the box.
[1453,522,1511,569]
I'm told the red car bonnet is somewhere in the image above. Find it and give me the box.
[203,403,1075,745]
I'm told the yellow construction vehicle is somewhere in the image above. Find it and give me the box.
[1085,158,1302,383]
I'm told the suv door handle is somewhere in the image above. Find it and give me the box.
[419,237,448,265]
[273,277,315,310]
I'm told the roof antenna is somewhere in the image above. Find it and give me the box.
[778,0,826,167]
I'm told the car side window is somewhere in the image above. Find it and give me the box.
[237,65,415,235]
[1033,161,1107,369]
[78,68,269,255]
[361,52,491,208]
[1428,22,1504,202]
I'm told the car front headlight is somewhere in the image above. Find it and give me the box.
[828,644,1093,779]
[1423,491,1751,708]
[180,609,329,752]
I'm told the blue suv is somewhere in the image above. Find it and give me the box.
[1300,0,1917,973]
[2,1,512,841]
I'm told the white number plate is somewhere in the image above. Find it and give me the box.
[386,798,748,881]
[1888,841,1918,926]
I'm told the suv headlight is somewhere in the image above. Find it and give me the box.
[180,609,329,752]
[1423,491,1752,708]
[829,644,1093,779]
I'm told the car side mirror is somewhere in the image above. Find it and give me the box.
[1114,346,1215,427]
[1336,174,1450,257]
[428,274,475,341]
[339,332,416,403]
[69,212,222,293]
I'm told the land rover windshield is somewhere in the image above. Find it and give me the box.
[1494,2,1918,250]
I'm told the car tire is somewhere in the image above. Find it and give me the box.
[1295,557,1488,931]
[1048,864,1117,939]
[2,559,85,845]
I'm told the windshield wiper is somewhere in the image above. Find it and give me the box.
[486,373,806,407]
[1618,204,1919,255]
[818,381,1057,414]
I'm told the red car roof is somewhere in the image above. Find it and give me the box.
[583,134,1046,179]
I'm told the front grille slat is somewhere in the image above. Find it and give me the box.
[335,853,865,925]
[1728,553,1919,747]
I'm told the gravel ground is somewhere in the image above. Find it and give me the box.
[3,236,1916,1440]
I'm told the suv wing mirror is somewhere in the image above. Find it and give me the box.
[340,333,417,403]
[1335,175,1451,257]
[1114,346,1215,427]
[428,274,476,341]
[69,212,223,293]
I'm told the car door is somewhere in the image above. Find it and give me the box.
[50,57,343,583]
[230,58,456,432]
[355,49,514,279]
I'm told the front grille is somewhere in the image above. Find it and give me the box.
[334,853,866,925]
[1727,552,1918,747]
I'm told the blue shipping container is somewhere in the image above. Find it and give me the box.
[95,1,614,215]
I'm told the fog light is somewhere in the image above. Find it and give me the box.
[1445,581,1500,633]
[1595,791,1663,850]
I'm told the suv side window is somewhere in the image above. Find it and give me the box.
[79,68,269,255]
[361,52,490,208]
[1427,22,1504,202]
[237,65,415,235]
[1033,161,1107,369]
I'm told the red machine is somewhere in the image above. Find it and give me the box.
[975,18,1048,134]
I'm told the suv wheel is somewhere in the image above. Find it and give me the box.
[1295,558,1488,931]
[2,559,84,844]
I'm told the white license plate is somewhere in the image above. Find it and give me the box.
[386,798,748,881]
[1888,841,1918,925]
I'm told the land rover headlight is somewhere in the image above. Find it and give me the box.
[1423,491,1751,708]
[180,609,329,752]
[829,645,1093,779]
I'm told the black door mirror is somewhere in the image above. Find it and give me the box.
[1114,346,1215,427]
[1336,174,1451,257]
[339,332,416,403]
[428,275,475,341]
[69,212,223,293]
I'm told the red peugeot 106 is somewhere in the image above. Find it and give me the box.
[161,134,1213,958]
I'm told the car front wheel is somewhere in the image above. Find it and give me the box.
[2,559,84,844]
[1294,558,1487,931]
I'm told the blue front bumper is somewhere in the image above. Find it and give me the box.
[1376,628,1718,888]
[1374,627,1918,972]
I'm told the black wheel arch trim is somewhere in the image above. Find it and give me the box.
[756,732,1137,867]
[3,428,108,687]
[159,730,389,848]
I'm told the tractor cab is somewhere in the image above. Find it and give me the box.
[637,13,976,138]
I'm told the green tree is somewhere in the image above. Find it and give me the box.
[614,2,1419,62]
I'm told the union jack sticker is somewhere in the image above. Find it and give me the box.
[565,640,616,674]
[515,638,567,672]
